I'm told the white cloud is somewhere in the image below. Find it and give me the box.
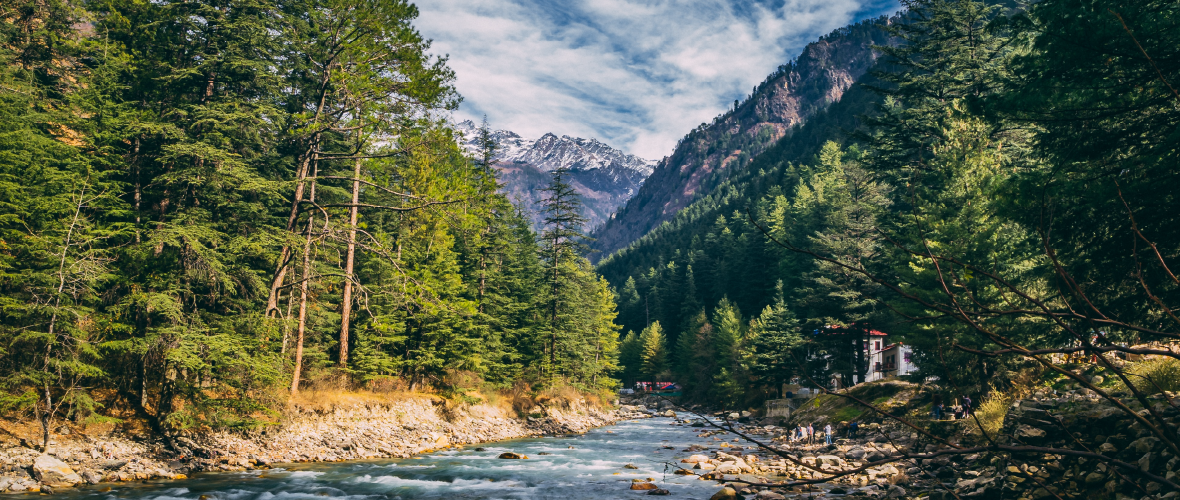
[416,0,899,160]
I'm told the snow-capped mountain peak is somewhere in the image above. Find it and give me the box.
[455,120,655,176]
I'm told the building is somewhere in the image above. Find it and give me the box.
[865,342,918,382]
[809,324,918,387]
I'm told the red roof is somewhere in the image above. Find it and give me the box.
[823,324,889,336]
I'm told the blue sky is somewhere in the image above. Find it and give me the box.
[416,0,902,160]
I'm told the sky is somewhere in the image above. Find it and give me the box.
[416,0,902,161]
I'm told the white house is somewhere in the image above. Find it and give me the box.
[865,342,918,382]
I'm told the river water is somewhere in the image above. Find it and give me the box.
[58,418,738,500]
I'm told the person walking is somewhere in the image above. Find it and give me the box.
[824,423,833,445]
[807,423,814,445]
[849,421,858,439]
[963,395,973,415]
[932,395,943,420]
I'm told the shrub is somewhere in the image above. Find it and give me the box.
[1123,358,1180,395]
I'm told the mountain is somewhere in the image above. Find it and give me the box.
[455,121,655,230]
[588,17,895,259]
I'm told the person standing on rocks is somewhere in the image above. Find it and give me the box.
[807,423,814,445]
[962,395,972,415]
[932,395,943,420]
[848,421,858,439]
[824,423,833,445]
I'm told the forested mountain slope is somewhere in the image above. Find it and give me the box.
[597,70,886,339]
[588,17,895,257]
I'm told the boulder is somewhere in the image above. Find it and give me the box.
[682,454,710,464]
[710,487,739,500]
[845,447,866,460]
[648,488,671,495]
[1015,425,1046,439]
[1084,472,1106,486]
[757,490,786,500]
[1098,442,1118,454]
[101,459,128,470]
[715,463,742,474]
[80,470,102,484]
[623,464,640,469]
[497,452,527,459]
[694,462,716,470]
[32,454,81,488]
[885,485,907,499]
[817,455,844,467]
[631,482,659,490]
[1131,437,1160,454]
[662,410,677,418]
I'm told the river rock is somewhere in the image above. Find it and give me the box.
[1131,437,1160,453]
[631,482,658,490]
[716,463,742,474]
[498,452,527,459]
[817,455,843,467]
[32,454,81,487]
[711,487,739,500]
[757,491,786,500]
[682,454,709,463]
[648,488,671,495]
[623,463,639,469]
[845,447,866,460]
[80,470,102,484]
[1015,425,1046,439]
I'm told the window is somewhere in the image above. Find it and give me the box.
[875,341,881,351]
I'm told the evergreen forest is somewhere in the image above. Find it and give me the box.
[0,0,620,441]
[606,0,1180,409]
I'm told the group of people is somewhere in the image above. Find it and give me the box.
[931,394,973,420]
[788,421,860,446]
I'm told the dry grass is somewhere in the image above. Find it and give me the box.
[1122,358,1180,395]
[964,387,1015,442]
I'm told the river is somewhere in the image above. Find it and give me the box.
[56,418,740,500]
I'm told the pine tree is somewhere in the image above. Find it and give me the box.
[639,321,667,381]
[538,166,588,378]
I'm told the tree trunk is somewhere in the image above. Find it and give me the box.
[266,147,316,317]
[290,214,313,397]
[290,167,318,397]
[339,158,361,367]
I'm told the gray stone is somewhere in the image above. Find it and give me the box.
[845,447,866,460]
[80,470,102,484]
[1098,442,1118,454]
[885,485,906,498]
[1015,425,1046,439]
[1131,437,1160,454]
[32,454,81,488]
[1139,452,1156,473]
[101,459,128,470]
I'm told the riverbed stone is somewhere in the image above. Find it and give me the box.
[497,452,527,459]
[80,470,102,484]
[710,486,739,500]
[631,482,658,490]
[32,454,81,488]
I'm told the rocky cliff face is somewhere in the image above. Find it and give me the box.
[455,121,654,230]
[589,17,895,259]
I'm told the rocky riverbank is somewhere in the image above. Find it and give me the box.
[624,388,1180,500]
[0,394,619,493]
